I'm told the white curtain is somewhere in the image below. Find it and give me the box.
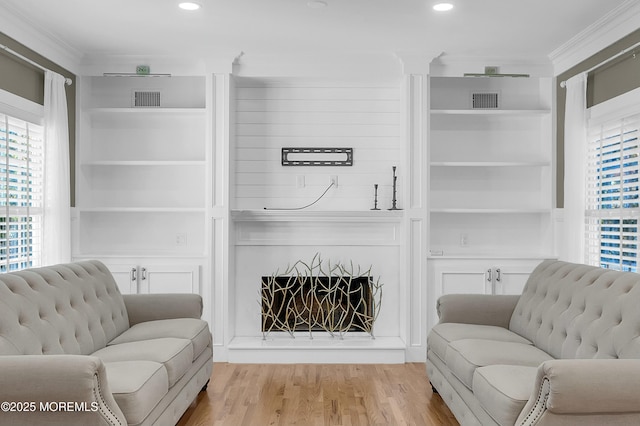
[42,71,70,265]
[563,73,588,263]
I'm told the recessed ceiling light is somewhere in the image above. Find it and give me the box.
[179,2,201,11]
[307,1,328,8]
[433,3,454,12]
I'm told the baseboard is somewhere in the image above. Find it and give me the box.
[227,336,406,363]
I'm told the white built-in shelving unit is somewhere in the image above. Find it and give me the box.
[429,76,553,257]
[74,75,207,294]
[427,75,555,328]
[71,62,558,361]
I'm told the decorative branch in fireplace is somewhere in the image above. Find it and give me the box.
[260,253,382,340]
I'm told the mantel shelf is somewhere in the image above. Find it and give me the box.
[231,209,404,222]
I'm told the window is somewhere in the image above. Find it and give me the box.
[586,112,640,272]
[0,113,43,272]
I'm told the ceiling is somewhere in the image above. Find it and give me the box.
[0,0,632,62]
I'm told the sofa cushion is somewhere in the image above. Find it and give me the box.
[429,323,532,362]
[510,260,640,360]
[446,339,553,390]
[109,318,210,361]
[105,360,168,426]
[0,261,129,356]
[93,337,193,387]
[473,365,538,426]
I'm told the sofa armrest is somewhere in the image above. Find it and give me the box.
[517,359,640,425]
[0,355,126,426]
[123,293,203,326]
[437,294,520,328]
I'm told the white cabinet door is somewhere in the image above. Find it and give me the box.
[102,262,200,295]
[138,264,200,294]
[492,263,536,295]
[428,258,544,329]
[104,263,138,294]
[433,263,493,296]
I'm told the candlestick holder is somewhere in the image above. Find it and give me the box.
[371,184,380,210]
[388,166,402,211]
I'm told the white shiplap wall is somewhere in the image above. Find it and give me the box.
[233,77,402,211]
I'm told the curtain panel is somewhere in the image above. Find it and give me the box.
[563,73,588,263]
[43,71,70,265]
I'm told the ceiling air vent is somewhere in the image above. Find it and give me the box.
[472,92,499,109]
[132,90,161,107]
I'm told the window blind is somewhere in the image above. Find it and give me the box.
[0,114,43,272]
[586,113,640,271]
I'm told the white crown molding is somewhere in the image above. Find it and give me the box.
[550,0,640,76]
[0,3,82,74]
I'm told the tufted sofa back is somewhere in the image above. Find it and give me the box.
[509,260,640,360]
[0,260,129,356]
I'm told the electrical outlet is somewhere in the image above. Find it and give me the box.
[330,175,338,187]
[296,175,305,188]
[176,233,187,246]
[460,233,468,247]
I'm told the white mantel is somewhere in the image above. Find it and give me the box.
[227,210,407,363]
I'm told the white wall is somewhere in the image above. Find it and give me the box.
[233,77,403,211]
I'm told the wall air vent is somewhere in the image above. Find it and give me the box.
[133,90,161,107]
[472,92,499,109]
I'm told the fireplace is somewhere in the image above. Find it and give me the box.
[260,256,381,339]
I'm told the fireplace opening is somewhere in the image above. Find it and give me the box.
[260,255,382,339]
[261,275,376,337]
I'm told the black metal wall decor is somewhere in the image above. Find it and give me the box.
[281,147,353,166]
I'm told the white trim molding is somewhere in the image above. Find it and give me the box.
[0,3,81,74]
[550,0,640,75]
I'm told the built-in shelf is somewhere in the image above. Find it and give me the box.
[231,209,404,222]
[427,253,555,260]
[428,75,553,263]
[73,251,208,259]
[430,208,550,214]
[86,107,207,115]
[81,161,207,167]
[430,161,550,167]
[430,109,550,115]
[76,75,208,259]
[78,207,206,213]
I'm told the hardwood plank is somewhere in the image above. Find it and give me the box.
[177,363,458,426]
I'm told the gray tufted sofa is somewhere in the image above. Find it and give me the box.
[0,260,213,426]
[427,259,640,426]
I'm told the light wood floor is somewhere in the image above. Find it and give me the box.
[177,363,458,425]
